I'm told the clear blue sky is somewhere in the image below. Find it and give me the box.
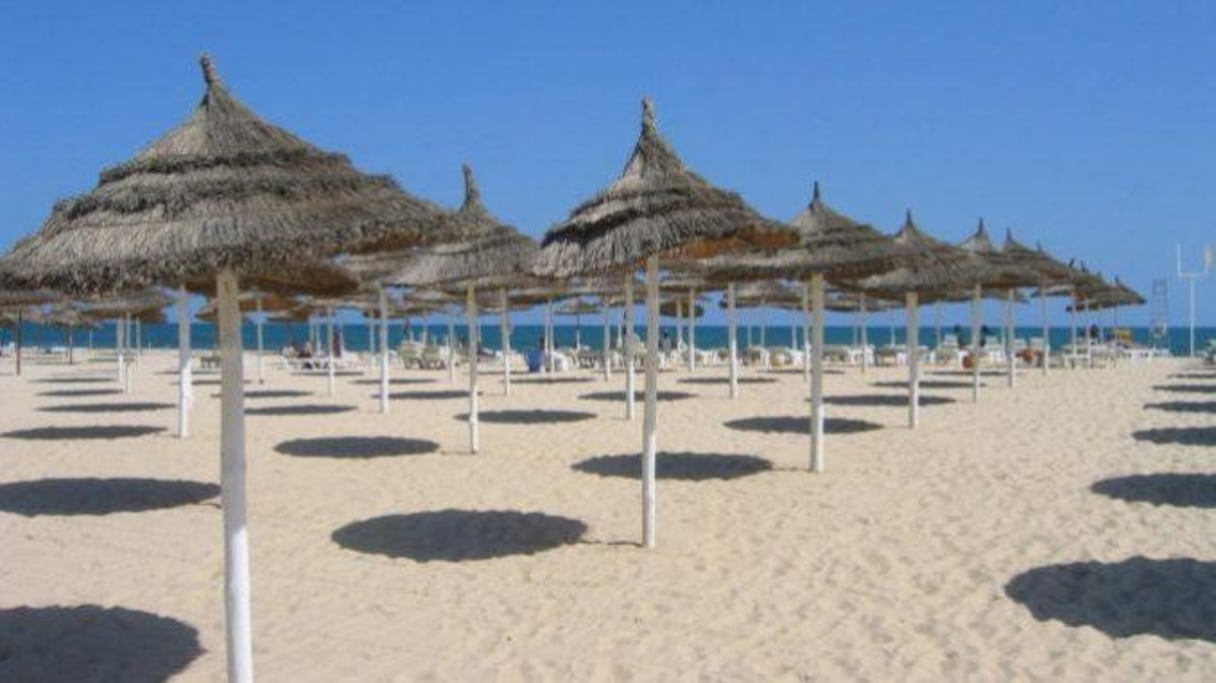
[2,1,1213,326]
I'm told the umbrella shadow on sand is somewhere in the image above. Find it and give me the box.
[1132,426,1216,447]
[0,605,202,681]
[1005,557,1216,642]
[383,390,474,401]
[245,404,356,417]
[37,388,123,398]
[209,389,313,400]
[511,376,597,385]
[578,390,697,402]
[724,415,883,435]
[275,436,439,459]
[1143,401,1216,414]
[35,377,114,384]
[871,380,978,391]
[677,376,777,386]
[1,425,166,440]
[38,402,174,414]
[822,394,956,408]
[1092,474,1216,508]
[351,377,436,386]
[455,410,596,425]
[573,452,772,481]
[1153,384,1216,394]
[0,478,218,516]
[332,509,587,562]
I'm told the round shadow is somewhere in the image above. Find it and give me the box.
[245,404,356,416]
[37,388,123,398]
[573,452,772,481]
[352,377,436,386]
[0,478,219,516]
[822,394,956,407]
[1154,384,1216,394]
[332,509,587,562]
[1,425,166,440]
[455,410,596,425]
[1143,401,1216,414]
[36,377,114,384]
[1005,557,1216,641]
[384,390,473,400]
[275,436,440,459]
[677,376,777,385]
[1092,474,1216,508]
[0,605,202,681]
[871,380,977,390]
[512,376,596,384]
[210,389,315,399]
[39,402,174,414]
[578,390,697,402]
[724,415,883,435]
[1132,427,1216,447]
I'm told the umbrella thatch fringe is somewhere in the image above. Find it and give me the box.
[846,210,991,299]
[0,55,453,296]
[535,99,792,277]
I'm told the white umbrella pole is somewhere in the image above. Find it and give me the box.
[1070,288,1079,370]
[216,270,254,683]
[688,288,697,372]
[728,282,738,399]
[177,287,192,439]
[624,277,636,420]
[810,274,826,472]
[1041,287,1050,375]
[801,282,811,385]
[1086,301,1093,369]
[378,286,390,414]
[116,315,125,390]
[642,255,660,548]
[934,301,942,354]
[603,300,612,381]
[1006,289,1015,388]
[860,293,869,374]
[907,292,920,429]
[447,311,457,383]
[546,298,555,374]
[326,307,336,397]
[467,284,480,454]
[501,288,512,396]
[255,298,264,385]
[135,317,142,361]
[971,284,982,402]
[123,313,133,393]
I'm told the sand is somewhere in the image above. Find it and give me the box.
[2,350,1215,680]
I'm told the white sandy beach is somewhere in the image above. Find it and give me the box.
[2,351,1215,680]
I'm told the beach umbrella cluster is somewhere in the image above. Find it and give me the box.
[0,55,1149,679]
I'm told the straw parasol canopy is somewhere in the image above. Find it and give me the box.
[1001,229,1076,287]
[79,289,175,320]
[0,288,62,311]
[533,98,793,277]
[849,211,992,299]
[0,55,453,296]
[956,219,1042,289]
[1068,275,1145,311]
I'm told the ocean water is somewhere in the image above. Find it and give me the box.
[5,321,1212,358]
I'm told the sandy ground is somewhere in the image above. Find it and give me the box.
[2,350,1215,681]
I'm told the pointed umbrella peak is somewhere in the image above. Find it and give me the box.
[976,218,989,237]
[811,180,822,203]
[641,97,658,134]
[200,53,221,88]
[460,163,484,213]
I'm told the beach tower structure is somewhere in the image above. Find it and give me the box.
[1177,244,1209,357]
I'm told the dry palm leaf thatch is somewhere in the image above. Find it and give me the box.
[824,290,902,313]
[956,219,1042,289]
[0,288,62,311]
[1043,260,1108,299]
[31,304,100,329]
[196,292,301,320]
[1001,229,1076,288]
[845,210,992,301]
[694,181,905,282]
[0,55,453,296]
[345,165,539,292]
[555,297,602,316]
[659,299,706,318]
[1068,275,1145,311]
[78,288,174,320]
[533,99,795,277]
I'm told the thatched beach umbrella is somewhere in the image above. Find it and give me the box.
[1002,230,1077,375]
[698,182,905,468]
[958,220,1042,389]
[0,288,61,376]
[0,55,458,682]
[31,304,98,365]
[79,289,174,393]
[850,210,994,424]
[534,98,794,547]
[358,164,537,451]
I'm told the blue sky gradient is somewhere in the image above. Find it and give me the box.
[2,1,1213,325]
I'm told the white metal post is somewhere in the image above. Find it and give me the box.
[810,274,826,472]
[907,291,920,429]
[447,310,457,384]
[467,283,480,454]
[971,284,982,402]
[624,276,636,420]
[642,256,660,548]
[501,288,512,396]
[688,288,697,372]
[727,282,738,399]
[802,282,811,385]
[216,270,253,683]
[177,287,192,439]
[378,286,390,414]
[326,307,336,397]
[860,293,869,374]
